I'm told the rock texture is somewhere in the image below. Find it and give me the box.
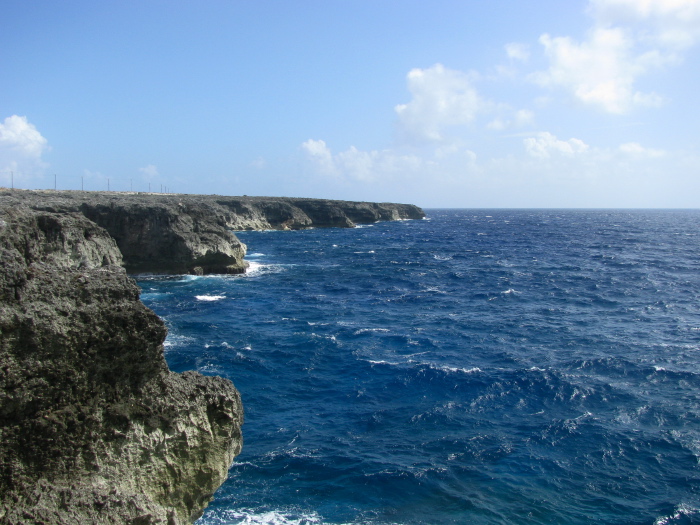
[0,190,425,275]
[0,203,243,524]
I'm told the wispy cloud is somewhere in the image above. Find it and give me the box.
[138,164,159,179]
[524,132,590,159]
[302,139,423,182]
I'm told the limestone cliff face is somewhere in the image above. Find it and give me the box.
[0,204,243,524]
[1,190,425,275]
[215,196,425,230]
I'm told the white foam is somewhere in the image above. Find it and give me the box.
[653,503,700,525]
[162,333,195,349]
[247,252,266,258]
[200,508,323,524]
[367,359,400,366]
[353,328,390,334]
[196,295,226,301]
[243,261,288,278]
[425,363,482,374]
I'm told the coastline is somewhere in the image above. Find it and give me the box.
[0,189,424,524]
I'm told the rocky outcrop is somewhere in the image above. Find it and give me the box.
[0,204,243,524]
[0,190,425,275]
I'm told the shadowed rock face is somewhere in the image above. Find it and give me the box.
[0,204,243,524]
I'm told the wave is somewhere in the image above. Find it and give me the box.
[243,261,289,277]
[196,294,226,301]
[162,333,196,348]
[199,508,324,525]
[653,503,700,525]
[366,358,482,377]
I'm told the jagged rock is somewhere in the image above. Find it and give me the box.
[0,204,243,524]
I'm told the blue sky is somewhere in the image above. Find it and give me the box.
[2,0,700,207]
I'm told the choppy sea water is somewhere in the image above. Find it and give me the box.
[137,209,700,525]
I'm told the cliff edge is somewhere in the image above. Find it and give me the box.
[0,203,243,524]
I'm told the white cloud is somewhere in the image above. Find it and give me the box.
[394,63,488,142]
[590,0,700,49]
[302,139,446,183]
[619,141,666,157]
[534,28,665,113]
[488,109,535,131]
[533,0,700,113]
[301,139,338,177]
[300,133,698,208]
[524,132,590,159]
[0,115,49,181]
[505,42,530,61]
[138,164,159,178]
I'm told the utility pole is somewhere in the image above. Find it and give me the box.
[81,176,84,191]
[54,174,56,190]
[11,171,13,190]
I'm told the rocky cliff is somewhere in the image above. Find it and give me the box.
[0,189,423,523]
[0,190,425,275]
[0,202,243,524]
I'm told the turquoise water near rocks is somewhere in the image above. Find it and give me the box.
[138,209,700,524]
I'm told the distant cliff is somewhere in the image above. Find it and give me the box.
[1,190,425,275]
[0,189,423,524]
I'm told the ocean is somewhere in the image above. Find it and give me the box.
[137,209,700,525]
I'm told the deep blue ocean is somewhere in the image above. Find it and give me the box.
[137,209,700,525]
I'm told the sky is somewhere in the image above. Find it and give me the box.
[2,0,700,208]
